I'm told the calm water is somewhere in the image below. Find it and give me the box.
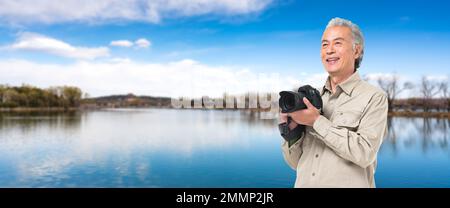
[0,109,448,187]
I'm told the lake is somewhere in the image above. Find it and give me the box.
[0,109,449,187]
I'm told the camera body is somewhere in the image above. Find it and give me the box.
[278,85,323,146]
[279,85,323,113]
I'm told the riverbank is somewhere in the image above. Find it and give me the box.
[0,107,79,112]
[388,111,450,118]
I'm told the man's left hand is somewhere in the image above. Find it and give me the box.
[288,97,320,126]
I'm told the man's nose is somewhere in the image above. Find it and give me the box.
[326,46,335,54]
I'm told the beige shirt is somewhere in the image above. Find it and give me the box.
[282,71,388,188]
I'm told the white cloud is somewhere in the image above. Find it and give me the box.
[363,73,449,84]
[424,75,448,82]
[108,58,132,63]
[110,40,134,48]
[8,32,109,60]
[135,38,151,48]
[110,38,151,49]
[0,58,325,98]
[364,73,401,82]
[0,0,273,25]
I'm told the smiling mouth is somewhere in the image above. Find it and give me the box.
[326,57,340,65]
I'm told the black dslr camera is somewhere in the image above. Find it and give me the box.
[278,85,323,146]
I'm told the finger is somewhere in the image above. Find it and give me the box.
[280,115,287,120]
[303,97,314,109]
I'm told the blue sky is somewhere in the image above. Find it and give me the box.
[0,0,449,97]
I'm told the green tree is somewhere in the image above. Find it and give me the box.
[0,84,83,108]
[62,86,82,107]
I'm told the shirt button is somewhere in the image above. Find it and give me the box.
[312,173,316,176]
[315,154,319,158]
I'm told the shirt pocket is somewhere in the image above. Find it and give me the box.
[333,109,363,131]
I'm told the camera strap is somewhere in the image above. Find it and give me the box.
[278,117,305,147]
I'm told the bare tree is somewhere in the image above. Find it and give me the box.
[420,76,441,112]
[376,74,413,111]
[438,80,449,112]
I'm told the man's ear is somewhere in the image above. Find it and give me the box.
[354,44,361,59]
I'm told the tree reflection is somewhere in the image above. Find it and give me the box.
[0,111,82,135]
[384,117,450,154]
[385,116,398,155]
[436,119,449,150]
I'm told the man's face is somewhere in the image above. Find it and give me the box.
[321,26,360,76]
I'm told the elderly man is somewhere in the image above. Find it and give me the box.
[280,17,388,188]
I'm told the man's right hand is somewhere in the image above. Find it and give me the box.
[279,113,299,130]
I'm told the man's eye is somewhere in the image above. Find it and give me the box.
[335,42,342,46]
[322,44,328,48]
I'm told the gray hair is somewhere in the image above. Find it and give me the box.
[326,17,364,70]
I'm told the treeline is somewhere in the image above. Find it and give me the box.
[373,75,449,112]
[83,93,172,108]
[393,98,449,112]
[0,84,82,108]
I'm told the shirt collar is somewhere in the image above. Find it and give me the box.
[322,77,332,95]
[322,71,361,96]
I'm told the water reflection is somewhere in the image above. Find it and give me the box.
[0,109,449,187]
[383,117,449,154]
[0,111,82,135]
[378,117,450,187]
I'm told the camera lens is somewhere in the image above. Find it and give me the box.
[279,91,302,113]
[283,94,296,111]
